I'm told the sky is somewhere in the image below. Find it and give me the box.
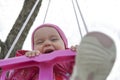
[0,0,120,79]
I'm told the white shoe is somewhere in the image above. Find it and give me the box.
[70,32,116,80]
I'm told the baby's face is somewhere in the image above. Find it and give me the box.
[33,27,65,54]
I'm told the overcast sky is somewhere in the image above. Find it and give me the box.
[0,0,120,79]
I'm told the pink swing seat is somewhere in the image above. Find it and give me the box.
[0,49,75,80]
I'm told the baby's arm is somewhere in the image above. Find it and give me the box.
[25,46,77,57]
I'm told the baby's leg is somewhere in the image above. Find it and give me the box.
[70,32,116,80]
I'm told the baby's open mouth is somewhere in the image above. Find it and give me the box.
[44,49,54,53]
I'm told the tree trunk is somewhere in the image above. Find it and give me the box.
[0,0,43,59]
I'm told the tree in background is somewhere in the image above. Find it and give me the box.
[0,0,43,59]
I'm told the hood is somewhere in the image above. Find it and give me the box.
[31,23,68,50]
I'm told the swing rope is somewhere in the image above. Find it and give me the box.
[43,0,51,23]
[72,0,83,38]
[43,0,86,39]
[75,0,88,33]
[4,0,40,59]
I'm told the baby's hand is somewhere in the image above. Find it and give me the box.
[25,50,41,57]
[70,45,78,52]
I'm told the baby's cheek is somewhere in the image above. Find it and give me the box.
[59,46,66,50]
[34,46,42,51]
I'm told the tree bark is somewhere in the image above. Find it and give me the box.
[0,0,43,59]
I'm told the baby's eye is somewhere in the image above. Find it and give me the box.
[36,41,44,44]
[51,38,58,42]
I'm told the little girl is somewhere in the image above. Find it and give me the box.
[8,23,75,80]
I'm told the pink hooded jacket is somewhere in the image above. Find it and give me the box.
[8,23,75,80]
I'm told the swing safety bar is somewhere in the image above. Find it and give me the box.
[0,49,75,80]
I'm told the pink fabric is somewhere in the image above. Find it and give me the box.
[8,66,39,80]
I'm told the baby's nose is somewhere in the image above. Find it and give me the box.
[44,40,52,46]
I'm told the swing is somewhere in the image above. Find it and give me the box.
[0,49,75,80]
[0,0,102,80]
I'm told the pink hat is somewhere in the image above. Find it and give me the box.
[31,23,68,49]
